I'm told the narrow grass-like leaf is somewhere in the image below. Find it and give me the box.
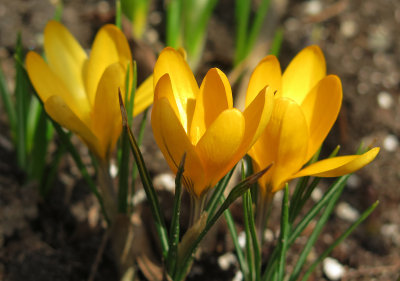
[234,0,251,65]
[166,153,186,277]
[289,176,348,281]
[243,165,255,281]
[175,164,273,281]
[244,0,271,59]
[301,200,379,281]
[15,33,30,169]
[278,185,290,281]
[205,167,235,220]
[53,0,63,21]
[269,27,284,57]
[262,175,350,280]
[119,92,169,258]
[0,63,16,139]
[166,0,183,48]
[222,195,248,280]
[115,0,122,29]
[28,108,50,181]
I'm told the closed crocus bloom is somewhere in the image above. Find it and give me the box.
[247,45,379,195]
[151,48,274,198]
[26,21,153,161]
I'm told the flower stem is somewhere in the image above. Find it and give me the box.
[189,195,206,227]
[97,160,117,221]
[255,190,274,246]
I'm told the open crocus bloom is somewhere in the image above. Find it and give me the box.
[247,45,379,195]
[26,21,153,161]
[151,48,274,198]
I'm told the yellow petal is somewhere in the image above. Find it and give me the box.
[282,45,326,104]
[153,47,198,131]
[196,109,245,191]
[190,68,233,144]
[292,147,380,178]
[301,75,342,160]
[92,63,126,159]
[246,55,282,105]
[133,74,154,116]
[43,20,88,103]
[44,95,101,157]
[241,86,274,153]
[151,97,204,196]
[25,51,91,123]
[249,98,309,193]
[85,24,132,105]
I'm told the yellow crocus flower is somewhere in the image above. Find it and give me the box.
[247,45,379,195]
[151,47,274,198]
[26,21,153,161]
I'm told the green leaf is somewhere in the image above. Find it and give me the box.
[166,154,186,277]
[278,185,290,281]
[300,201,379,281]
[0,62,16,140]
[175,164,272,281]
[119,92,169,258]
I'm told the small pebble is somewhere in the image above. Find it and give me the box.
[238,231,246,249]
[109,162,118,178]
[311,187,323,202]
[218,252,237,271]
[341,20,358,38]
[323,257,345,280]
[377,91,393,109]
[153,173,175,192]
[264,229,274,242]
[132,189,146,206]
[232,271,243,281]
[347,174,361,189]
[304,0,322,15]
[336,202,360,222]
[381,224,400,246]
[383,134,398,152]
[368,25,392,52]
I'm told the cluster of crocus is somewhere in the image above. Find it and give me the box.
[151,45,379,201]
[26,21,153,162]
[151,47,275,198]
[247,46,379,196]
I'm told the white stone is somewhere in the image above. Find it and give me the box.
[341,20,358,38]
[304,0,323,15]
[218,252,237,271]
[377,91,393,109]
[238,231,246,249]
[109,162,118,178]
[336,202,360,222]
[153,173,176,192]
[232,271,243,281]
[383,134,398,152]
[347,174,361,189]
[323,257,345,280]
[264,229,274,242]
[311,187,323,202]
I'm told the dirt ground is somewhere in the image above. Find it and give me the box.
[0,0,399,280]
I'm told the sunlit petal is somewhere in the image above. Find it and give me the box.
[241,86,274,153]
[246,55,282,105]
[92,63,126,159]
[301,75,342,160]
[85,24,132,105]
[44,20,88,103]
[292,147,380,178]
[282,45,326,104]
[190,68,232,144]
[250,98,309,193]
[44,95,101,157]
[196,109,245,189]
[25,51,91,123]
[151,97,204,196]
[153,47,198,131]
[133,74,154,116]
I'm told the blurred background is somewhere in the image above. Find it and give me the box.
[0,0,399,280]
